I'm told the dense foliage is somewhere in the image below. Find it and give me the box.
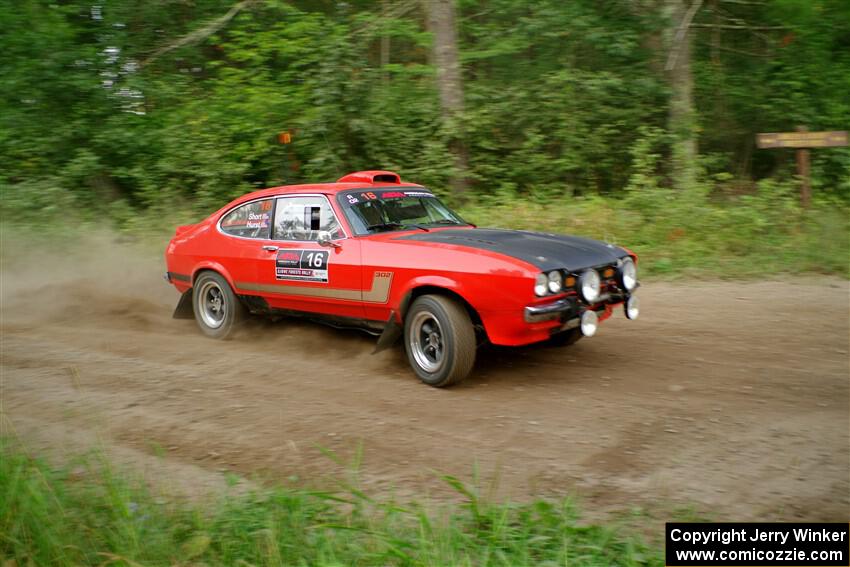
[2,0,848,213]
[0,440,661,566]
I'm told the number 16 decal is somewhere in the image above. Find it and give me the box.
[275,249,330,283]
[305,252,325,268]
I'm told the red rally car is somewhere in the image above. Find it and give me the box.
[165,170,640,387]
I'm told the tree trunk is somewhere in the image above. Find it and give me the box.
[666,0,701,190]
[427,0,468,195]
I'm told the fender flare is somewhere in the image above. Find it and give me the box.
[397,275,476,320]
[191,261,237,290]
[375,276,483,354]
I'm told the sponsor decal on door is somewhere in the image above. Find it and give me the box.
[275,249,330,283]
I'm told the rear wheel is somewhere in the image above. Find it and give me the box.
[193,271,245,339]
[404,295,476,387]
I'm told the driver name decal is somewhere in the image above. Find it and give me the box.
[275,249,330,283]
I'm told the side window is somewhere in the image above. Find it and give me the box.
[273,196,344,241]
[220,200,273,238]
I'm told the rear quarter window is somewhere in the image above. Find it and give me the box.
[220,200,273,238]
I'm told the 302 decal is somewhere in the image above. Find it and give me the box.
[275,249,330,283]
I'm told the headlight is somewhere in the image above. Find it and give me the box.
[534,273,548,296]
[547,271,562,293]
[579,269,600,303]
[620,257,637,291]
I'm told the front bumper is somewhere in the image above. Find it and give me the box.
[478,283,640,348]
[523,285,638,333]
[524,297,577,323]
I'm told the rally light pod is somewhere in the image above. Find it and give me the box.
[580,310,598,337]
[625,295,640,320]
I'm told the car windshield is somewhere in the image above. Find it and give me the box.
[338,188,469,235]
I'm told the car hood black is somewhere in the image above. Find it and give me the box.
[397,228,628,272]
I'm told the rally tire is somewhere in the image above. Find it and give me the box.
[193,271,245,340]
[404,295,476,387]
[546,328,583,347]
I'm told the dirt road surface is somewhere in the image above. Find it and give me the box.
[2,234,848,520]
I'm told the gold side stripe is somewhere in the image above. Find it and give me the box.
[236,272,393,304]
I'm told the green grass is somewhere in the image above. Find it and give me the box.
[459,186,850,278]
[0,440,661,566]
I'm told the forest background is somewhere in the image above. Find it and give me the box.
[2,0,848,275]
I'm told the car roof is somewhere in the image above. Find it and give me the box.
[242,181,426,201]
[223,170,428,209]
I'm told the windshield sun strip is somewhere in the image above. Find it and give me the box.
[336,189,467,235]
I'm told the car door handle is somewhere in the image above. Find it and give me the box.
[262,245,279,252]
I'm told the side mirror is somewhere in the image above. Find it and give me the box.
[317,231,341,248]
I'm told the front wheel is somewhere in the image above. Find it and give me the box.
[193,271,245,339]
[404,295,476,387]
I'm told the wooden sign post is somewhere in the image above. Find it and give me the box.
[756,127,848,207]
